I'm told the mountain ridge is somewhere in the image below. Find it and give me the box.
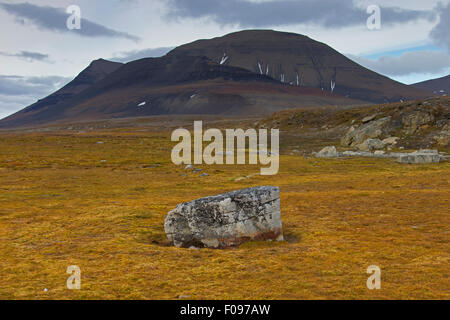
[412,74,450,95]
[0,30,432,129]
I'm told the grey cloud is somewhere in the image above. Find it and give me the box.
[430,3,450,51]
[0,75,70,96]
[110,47,174,63]
[165,0,435,28]
[347,51,450,76]
[0,2,140,41]
[0,75,71,119]
[0,94,36,120]
[0,50,50,62]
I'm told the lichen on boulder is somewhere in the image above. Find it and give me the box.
[164,186,284,248]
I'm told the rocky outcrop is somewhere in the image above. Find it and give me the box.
[402,111,435,135]
[164,186,283,248]
[434,126,450,147]
[341,117,391,147]
[356,138,385,151]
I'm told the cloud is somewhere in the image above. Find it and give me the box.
[165,0,435,28]
[0,50,50,62]
[0,75,70,119]
[0,74,70,96]
[347,50,450,76]
[110,47,174,63]
[430,3,450,51]
[0,2,140,41]
[0,95,34,120]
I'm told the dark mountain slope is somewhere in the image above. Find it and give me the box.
[170,30,431,103]
[22,59,122,114]
[412,74,450,95]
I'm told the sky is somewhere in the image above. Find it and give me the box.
[0,0,450,119]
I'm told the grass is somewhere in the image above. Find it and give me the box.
[0,126,448,300]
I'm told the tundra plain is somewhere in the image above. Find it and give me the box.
[0,114,448,300]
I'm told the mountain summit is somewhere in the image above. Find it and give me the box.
[171,30,430,103]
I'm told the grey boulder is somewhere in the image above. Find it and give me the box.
[164,186,284,248]
[397,151,440,164]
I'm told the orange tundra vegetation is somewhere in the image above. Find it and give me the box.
[0,120,448,300]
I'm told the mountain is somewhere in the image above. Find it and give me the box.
[22,59,123,114]
[0,48,361,128]
[0,30,430,129]
[412,74,450,95]
[0,59,123,127]
[171,30,431,103]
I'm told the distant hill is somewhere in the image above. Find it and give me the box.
[0,30,431,129]
[412,74,450,95]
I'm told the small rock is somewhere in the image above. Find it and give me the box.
[382,137,400,145]
[143,164,162,168]
[362,114,377,123]
[342,151,363,157]
[415,149,439,155]
[184,165,194,170]
[315,146,338,158]
[200,173,209,177]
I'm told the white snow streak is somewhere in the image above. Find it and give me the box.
[220,53,229,65]
[258,62,263,74]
